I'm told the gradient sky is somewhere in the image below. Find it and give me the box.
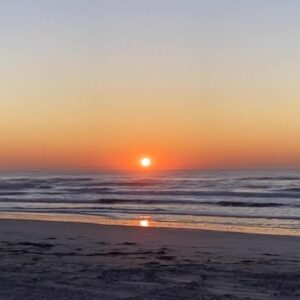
[1,0,300,170]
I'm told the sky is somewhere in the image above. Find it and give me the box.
[1,0,300,170]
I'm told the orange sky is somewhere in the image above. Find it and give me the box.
[1,1,300,170]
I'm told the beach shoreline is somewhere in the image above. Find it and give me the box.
[1,219,300,299]
[0,211,299,237]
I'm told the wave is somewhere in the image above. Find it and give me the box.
[64,188,300,199]
[95,199,287,208]
[278,187,300,192]
[0,191,26,196]
[0,197,297,208]
[3,207,300,222]
[237,176,300,181]
[9,177,92,182]
[215,201,284,207]
[78,180,159,187]
[0,182,42,190]
[0,178,161,190]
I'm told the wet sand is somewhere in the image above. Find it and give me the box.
[1,219,300,299]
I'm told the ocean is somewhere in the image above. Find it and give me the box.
[0,169,300,236]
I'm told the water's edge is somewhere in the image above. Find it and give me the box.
[0,212,299,237]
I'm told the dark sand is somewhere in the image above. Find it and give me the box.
[1,219,300,299]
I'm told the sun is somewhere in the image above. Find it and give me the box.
[140,157,152,168]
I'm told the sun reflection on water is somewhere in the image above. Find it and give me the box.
[139,216,150,227]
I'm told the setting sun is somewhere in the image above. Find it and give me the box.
[140,157,152,168]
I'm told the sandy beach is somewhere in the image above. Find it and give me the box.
[1,220,300,299]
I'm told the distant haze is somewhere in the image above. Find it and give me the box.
[1,0,300,170]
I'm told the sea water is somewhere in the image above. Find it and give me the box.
[0,169,300,235]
